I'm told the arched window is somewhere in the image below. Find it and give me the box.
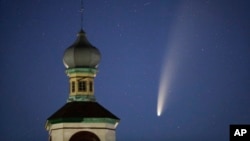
[69,131,100,141]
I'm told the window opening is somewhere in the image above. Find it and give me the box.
[72,81,75,92]
[89,81,93,92]
[78,81,86,92]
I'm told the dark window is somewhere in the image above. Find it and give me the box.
[78,81,86,92]
[89,81,93,92]
[72,81,75,92]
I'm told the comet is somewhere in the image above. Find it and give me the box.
[156,0,196,117]
[157,52,175,117]
[157,61,168,116]
[156,23,182,117]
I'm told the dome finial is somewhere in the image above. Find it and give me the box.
[63,0,101,69]
[80,0,84,30]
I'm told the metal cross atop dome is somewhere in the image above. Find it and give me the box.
[80,0,84,29]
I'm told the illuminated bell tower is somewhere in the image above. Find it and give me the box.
[45,29,119,141]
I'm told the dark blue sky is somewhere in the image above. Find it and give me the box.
[1,0,250,141]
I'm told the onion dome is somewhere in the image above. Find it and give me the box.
[63,29,101,69]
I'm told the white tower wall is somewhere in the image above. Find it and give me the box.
[48,122,117,141]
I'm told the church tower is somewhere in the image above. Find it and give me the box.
[45,5,119,140]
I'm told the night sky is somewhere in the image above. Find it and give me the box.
[1,0,250,141]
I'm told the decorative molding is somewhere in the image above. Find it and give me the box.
[66,68,98,74]
[47,118,119,125]
[67,95,96,102]
[51,126,116,131]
